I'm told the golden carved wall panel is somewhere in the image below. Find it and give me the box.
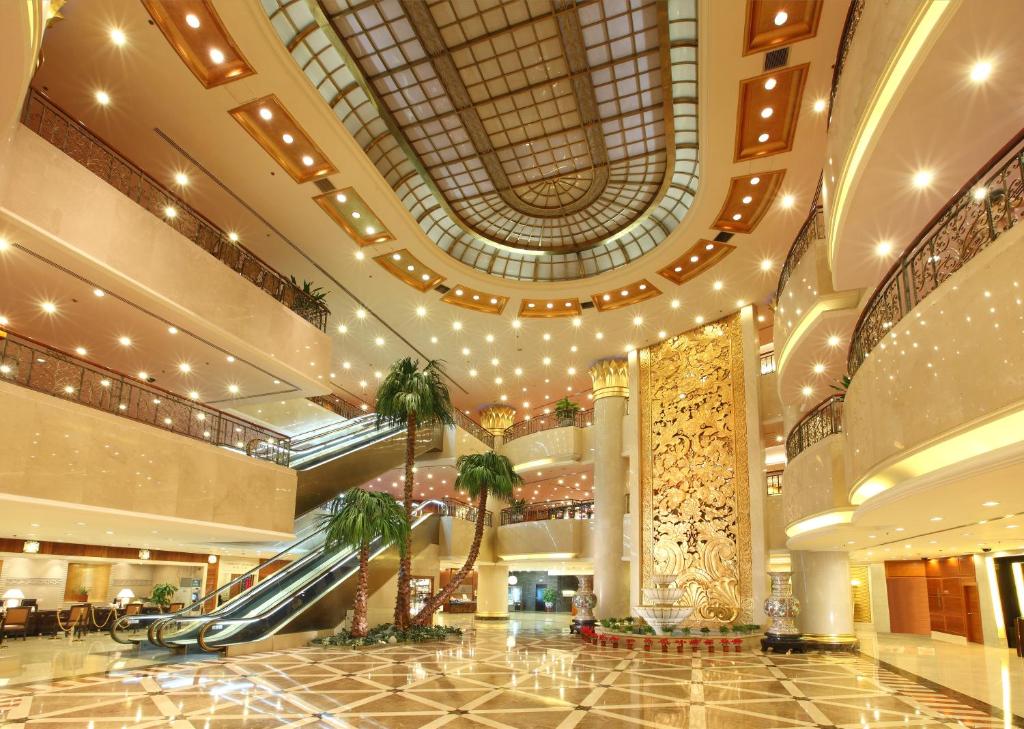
[638,314,753,623]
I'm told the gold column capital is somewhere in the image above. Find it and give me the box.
[479,405,516,436]
[589,358,629,400]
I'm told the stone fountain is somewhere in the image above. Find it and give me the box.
[634,574,694,635]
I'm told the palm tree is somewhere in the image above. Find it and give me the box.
[412,452,522,625]
[375,357,454,629]
[323,488,409,638]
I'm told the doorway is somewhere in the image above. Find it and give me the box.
[534,583,548,611]
[964,585,984,644]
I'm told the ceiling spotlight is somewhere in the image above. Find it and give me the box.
[827,335,841,347]
[800,385,812,397]
[970,60,993,83]
[164,206,177,218]
[712,281,723,291]
[185,13,201,28]
[912,170,934,189]
[94,90,111,106]
[452,321,462,331]
[670,299,680,309]
[763,78,777,91]
[356,309,367,319]
[209,47,225,64]
[694,315,704,325]
[301,155,314,167]
[137,371,149,381]
[118,336,131,347]
[875,240,893,257]
[732,213,742,221]
[174,172,189,186]
[354,250,365,260]
[110,28,126,46]
[40,301,57,314]
[337,324,348,334]
[813,363,825,374]
[416,306,427,317]
[750,176,760,185]
[228,384,239,394]
[757,133,769,143]
[178,363,192,373]
[760,107,774,119]
[760,259,773,271]
[542,356,551,365]
[774,10,788,26]
[512,319,522,329]
[633,315,643,326]
[780,194,795,209]
[282,133,294,144]
[228,231,239,242]
[366,226,376,235]
[658,330,667,339]
[374,336,385,346]
[742,195,753,204]
[258,107,272,121]
[75,346,87,356]
[813,98,826,113]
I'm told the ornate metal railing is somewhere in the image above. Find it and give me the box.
[420,497,492,527]
[502,408,594,443]
[848,130,1024,376]
[759,350,776,375]
[0,329,290,465]
[776,203,826,303]
[20,89,329,331]
[308,392,365,419]
[453,410,495,449]
[766,470,784,496]
[827,0,866,127]
[500,499,594,526]
[786,395,844,462]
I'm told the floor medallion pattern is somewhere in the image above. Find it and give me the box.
[0,621,1018,728]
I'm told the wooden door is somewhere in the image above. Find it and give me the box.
[964,585,984,644]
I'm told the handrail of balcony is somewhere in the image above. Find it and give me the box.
[776,201,826,304]
[848,129,1024,377]
[500,499,594,526]
[0,328,291,465]
[308,392,366,420]
[418,497,493,527]
[502,408,593,443]
[759,350,776,375]
[785,395,844,462]
[453,410,495,449]
[827,0,866,127]
[19,89,329,332]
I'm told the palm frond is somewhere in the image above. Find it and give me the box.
[322,488,410,555]
[375,357,455,429]
[454,451,523,502]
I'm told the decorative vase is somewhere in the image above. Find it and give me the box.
[763,572,800,637]
[571,575,597,632]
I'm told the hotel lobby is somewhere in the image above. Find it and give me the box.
[1,0,1023,727]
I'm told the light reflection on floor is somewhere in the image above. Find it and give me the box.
[0,617,1018,728]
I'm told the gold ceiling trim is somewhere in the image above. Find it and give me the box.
[658,240,736,286]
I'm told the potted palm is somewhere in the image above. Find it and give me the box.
[554,397,580,426]
[542,586,558,612]
[322,487,409,638]
[509,497,527,523]
[149,583,176,611]
[376,358,454,629]
[413,452,523,625]
[288,276,331,315]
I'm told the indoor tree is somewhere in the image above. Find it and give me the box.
[322,488,409,638]
[375,357,454,629]
[412,451,523,625]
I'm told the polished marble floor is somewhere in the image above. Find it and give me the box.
[1,617,1020,728]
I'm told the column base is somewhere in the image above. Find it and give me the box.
[801,633,859,652]
[760,633,807,653]
[571,618,596,634]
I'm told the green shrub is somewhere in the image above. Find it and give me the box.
[314,623,462,648]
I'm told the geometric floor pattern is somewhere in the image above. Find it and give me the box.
[1,621,1020,728]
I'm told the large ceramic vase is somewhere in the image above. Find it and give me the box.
[571,575,597,633]
[763,572,800,636]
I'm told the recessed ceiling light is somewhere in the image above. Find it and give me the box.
[228,384,239,394]
[356,308,367,319]
[695,315,704,324]
[209,47,225,64]
[337,324,348,334]
[763,78,777,91]
[178,363,192,373]
[375,336,385,346]
[760,107,774,119]
[137,371,149,380]
[542,356,551,365]
[110,28,126,46]
[416,306,427,317]
[75,346,87,356]
[226,355,235,363]
[366,226,376,235]
[282,133,294,144]
[774,10,788,26]
[875,240,893,256]
[228,231,239,242]
[750,176,760,185]
[760,259,773,271]
[633,315,643,326]
[800,385,812,397]
[780,194,795,209]
[164,206,177,218]
[742,195,753,204]
[712,281,723,291]
[813,98,826,113]
[930,516,943,522]
[40,301,57,314]
[731,213,742,221]
[189,391,200,400]
[812,363,825,374]
[95,90,111,106]
[461,347,470,356]
[185,13,201,28]
[512,319,522,329]
[757,133,769,143]
[969,60,993,83]
[452,321,462,331]
[827,335,841,347]
[258,107,272,121]
[912,170,934,188]
[118,336,131,347]
[982,501,999,507]
[174,172,189,186]
[572,317,582,327]
[301,155,314,167]
[469,369,478,377]
[670,299,680,309]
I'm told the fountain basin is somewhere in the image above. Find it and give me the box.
[634,606,694,635]
[641,588,684,606]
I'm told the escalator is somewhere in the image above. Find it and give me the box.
[110,419,445,651]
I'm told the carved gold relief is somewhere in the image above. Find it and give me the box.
[639,315,752,623]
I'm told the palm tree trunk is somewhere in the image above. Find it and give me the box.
[412,489,488,625]
[393,412,416,629]
[351,543,370,638]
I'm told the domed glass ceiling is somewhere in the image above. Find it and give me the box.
[263,0,699,281]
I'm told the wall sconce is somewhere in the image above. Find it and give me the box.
[23,540,40,553]
[139,549,151,560]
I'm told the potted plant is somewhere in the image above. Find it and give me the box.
[149,583,177,611]
[699,626,711,637]
[509,498,527,523]
[289,276,332,315]
[554,397,580,426]
[830,374,852,401]
[542,586,558,612]
[75,586,90,602]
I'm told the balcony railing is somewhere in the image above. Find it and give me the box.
[20,89,329,332]
[785,395,844,462]
[419,497,493,527]
[454,410,495,449]
[848,130,1024,377]
[500,499,594,526]
[0,329,291,465]
[766,470,784,496]
[308,392,366,419]
[502,408,593,443]
[759,350,776,375]
[827,0,866,127]
[776,201,826,303]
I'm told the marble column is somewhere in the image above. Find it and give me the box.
[589,358,630,618]
[480,405,515,451]
[475,564,509,619]
[791,551,857,647]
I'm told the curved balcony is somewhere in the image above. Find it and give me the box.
[502,409,593,443]
[500,499,594,526]
[776,197,825,305]
[848,131,1024,376]
[18,91,330,332]
[785,395,844,462]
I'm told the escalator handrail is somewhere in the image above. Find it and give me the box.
[289,423,406,470]
[288,415,377,449]
[170,501,444,650]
